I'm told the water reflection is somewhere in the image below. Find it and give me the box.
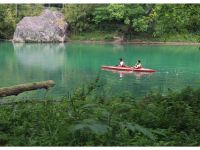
[13,43,65,71]
[133,72,154,79]
[101,68,154,78]
[101,68,132,77]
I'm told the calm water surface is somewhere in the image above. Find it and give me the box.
[0,41,200,99]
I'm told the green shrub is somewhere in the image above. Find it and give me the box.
[104,35,114,41]
[0,80,200,146]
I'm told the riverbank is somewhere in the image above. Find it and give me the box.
[2,32,200,46]
[69,32,200,45]
[69,40,200,45]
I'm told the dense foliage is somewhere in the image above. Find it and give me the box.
[0,4,200,41]
[0,78,200,146]
[0,5,16,39]
[62,4,200,40]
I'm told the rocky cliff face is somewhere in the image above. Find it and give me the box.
[13,9,68,43]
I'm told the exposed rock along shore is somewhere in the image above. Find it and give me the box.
[13,9,68,43]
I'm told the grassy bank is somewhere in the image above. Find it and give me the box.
[0,79,200,146]
[69,31,117,41]
[69,31,200,43]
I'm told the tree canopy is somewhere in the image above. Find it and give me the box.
[0,4,200,40]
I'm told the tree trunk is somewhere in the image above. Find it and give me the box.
[0,80,55,97]
[16,4,18,17]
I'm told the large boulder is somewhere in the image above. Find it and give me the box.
[13,9,68,43]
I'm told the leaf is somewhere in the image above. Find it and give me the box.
[126,123,156,140]
[71,119,109,134]
[87,123,109,134]
[150,128,167,137]
[126,123,136,132]
[80,103,97,110]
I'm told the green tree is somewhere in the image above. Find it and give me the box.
[0,4,16,39]
[62,4,96,34]
[149,4,200,37]
[16,4,44,20]
[93,4,152,39]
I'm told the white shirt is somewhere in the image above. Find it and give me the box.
[135,63,142,69]
[119,61,124,66]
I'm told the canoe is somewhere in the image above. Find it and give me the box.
[101,66,133,71]
[101,66,156,72]
[133,68,156,72]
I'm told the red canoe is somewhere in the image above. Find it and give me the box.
[101,66,133,71]
[101,66,156,72]
[133,68,156,72]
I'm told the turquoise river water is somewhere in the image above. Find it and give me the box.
[0,41,200,100]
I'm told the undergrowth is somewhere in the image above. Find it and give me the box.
[0,78,200,146]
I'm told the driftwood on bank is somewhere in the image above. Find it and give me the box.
[0,80,55,97]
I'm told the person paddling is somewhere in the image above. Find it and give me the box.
[134,60,142,69]
[118,58,125,67]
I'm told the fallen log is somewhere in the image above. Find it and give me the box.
[0,80,55,97]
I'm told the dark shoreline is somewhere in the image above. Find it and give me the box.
[69,40,200,46]
[2,39,200,46]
